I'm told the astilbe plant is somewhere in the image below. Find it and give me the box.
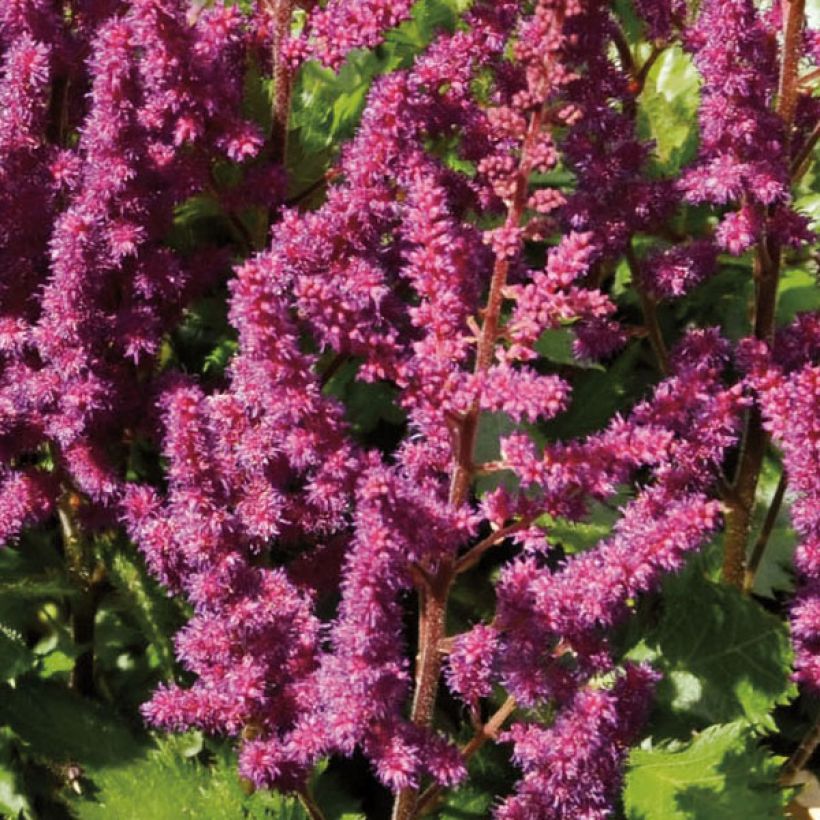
[0,0,817,817]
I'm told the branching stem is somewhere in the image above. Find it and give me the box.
[414,697,517,817]
[454,520,532,575]
[392,100,548,820]
[790,121,820,183]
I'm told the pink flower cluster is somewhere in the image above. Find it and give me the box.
[286,0,415,69]
[0,0,278,540]
[680,0,814,256]
[742,316,820,692]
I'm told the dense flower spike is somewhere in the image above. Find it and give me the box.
[287,0,415,69]
[0,0,273,540]
[681,0,811,252]
[1,0,816,816]
[742,321,820,692]
[497,664,659,819]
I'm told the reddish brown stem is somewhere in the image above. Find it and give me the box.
[266,0,295,167]
[636,44,664,90]
[782,718,820,785]
[722,0,805,587]
[58,492,105,697]
[297,786,327,820]
[610,22,637,80]
[319,352,346,388]
[777,0,806,139]
[790,121,820,183]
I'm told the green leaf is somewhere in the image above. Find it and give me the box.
[541,342,648,439]
[323,360,406,436]
[473,412,519,496]
[625,570,795,730]
[612,0,643,43]
[0,679,147,768]
[540,491,629,554]
[0,730,32,820]
[794,192,820,231]
[103,549,180,679]
[0,764,31,819]
[288,0,469,190]
[777,266,820,326]
[72,739,309,820]
[167,194,231,254]
[474,411,517,464]
[637,46,701,175]
[674,262,753,341]
[311,762,365,819]
[0,574,76,601]
[534,328,605,370]
[438,783,493,818]
[624,723,789,819]
[0,625,34,682]
[203,337,239,376]
[0,542,76,621]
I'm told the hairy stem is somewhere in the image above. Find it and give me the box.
[776,0,806,139]
[267,0,294,167]
[743,470,787,594]
[723,410,769,587]
[722,0,804,587]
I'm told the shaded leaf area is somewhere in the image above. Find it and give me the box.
[624,723,791,820]
[0,679,147,770]
[0,686,366,820]
[621,558,795,737]
[322,358,407,454]
[422,716,516,820]
[748,457,796,600]
[540,342,655,439]
[534,327,606,370]
[0,532,190,818]
[0,534,76,623]
[0,627,35,682]
[288,0,470,194]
